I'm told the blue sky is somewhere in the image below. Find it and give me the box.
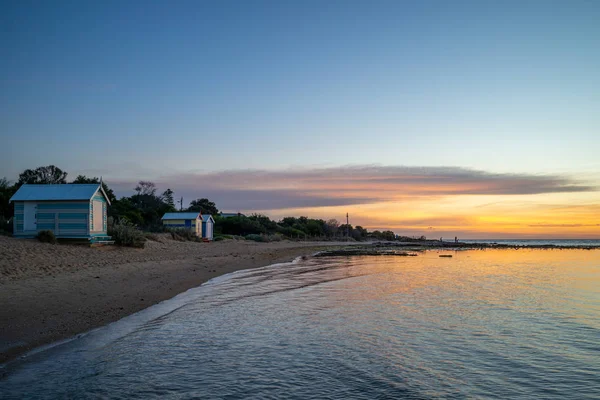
[3,0,599,180]
[1,1,600,237]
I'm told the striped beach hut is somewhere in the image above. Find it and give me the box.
[201,215,215,240]
[10,183,112,241]
[161,212,202,236]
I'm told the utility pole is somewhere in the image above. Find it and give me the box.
[178,197,184,211]
[346,212,349,240]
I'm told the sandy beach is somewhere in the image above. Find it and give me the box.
[0,235,352,364]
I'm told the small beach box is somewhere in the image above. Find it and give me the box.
[10,183,111,241]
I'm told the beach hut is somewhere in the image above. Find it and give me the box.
[201,215,215,240]
[161,212,202,236]
[9,183,112,242]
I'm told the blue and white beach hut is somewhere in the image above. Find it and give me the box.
[10,183,111,241]
[161,212,202,236]
[201,215,215,240]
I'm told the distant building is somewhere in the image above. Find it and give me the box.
[201,215,215,240]
[162,212,202,236]
[10,183,111,242]
[219,212,246,218]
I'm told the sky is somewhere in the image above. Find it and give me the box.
[2,0,599,238]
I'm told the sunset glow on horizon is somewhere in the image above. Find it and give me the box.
[96,165,600,239]
[2,1,599,239]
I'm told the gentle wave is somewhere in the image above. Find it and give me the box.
[2,249,599,399]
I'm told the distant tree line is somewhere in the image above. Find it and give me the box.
[1,165,425,241]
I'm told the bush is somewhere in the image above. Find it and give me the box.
[37,230,57,244]
[216,216,266,236]
[108,219,146,248]
[276,225,306,239]
[213,236,225,242]
[169,228,198,242]
[245,233,283,242]
[268,233,284,242]
[144,233,160,241]
[0,217,12,235]
[245,234,268,242]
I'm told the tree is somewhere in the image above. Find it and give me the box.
[381,230,396,241]
[18,165,67,185]
[0,178,17,219]
[135,181,157,196]
[280,217,297,227]
[339,224,353,237]
[306,219,325,236]
[354,225,368,240]
[109,181,176,230]
[325,219,340,237]
[188,198,219,215]
[162,189,175,208]
[216,215,265,236]
[71,175,116,203]
[248,214,278,231]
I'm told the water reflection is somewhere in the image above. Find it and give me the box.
[2,249,599,399]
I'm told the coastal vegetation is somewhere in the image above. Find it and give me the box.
[1,165,413,243]
[108,219,146,248]
[36,230,57,244]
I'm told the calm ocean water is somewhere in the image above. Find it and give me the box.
[462,239,600,247]
[2,249,599,399]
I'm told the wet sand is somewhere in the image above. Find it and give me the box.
[0,235,353,364]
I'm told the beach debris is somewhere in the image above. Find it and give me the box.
[439,255,453,258]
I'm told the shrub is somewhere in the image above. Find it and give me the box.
[216,216,265,236]
[37,230,57,244]
[0,217,12,235]
[213,236,224,242]
[144,233,160,241]
[276,225,306,239]
[268,233,284,242]
[245,234,268,242]
[169,228,198,242]
[108,219,146,248]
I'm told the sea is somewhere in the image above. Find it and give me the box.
[462,239,600,247]
[1,248,599,399]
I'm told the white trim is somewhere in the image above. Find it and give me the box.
[91,185,112,206]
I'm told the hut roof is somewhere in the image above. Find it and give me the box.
[219,212,246,218]
[9,184,110,205]
[201,215,214,222]
[161,212,201,220]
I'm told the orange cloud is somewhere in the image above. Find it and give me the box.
[110,165,600,238]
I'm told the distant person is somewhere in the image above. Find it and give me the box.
[440,237,442,242]
[455,236,458,243]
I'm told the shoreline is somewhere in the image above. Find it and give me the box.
[0,235,355,364]
[1,236,598,365]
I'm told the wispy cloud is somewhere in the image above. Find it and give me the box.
[528,223,600,228]
[109,165,597,211]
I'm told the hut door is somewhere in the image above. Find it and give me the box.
[24,202,37,231]
[92,201,103,232]
[185,220,191,229]
[206,222,213,239]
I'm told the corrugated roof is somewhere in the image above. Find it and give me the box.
[162,212,201,220]
[10,184,101,202]
[220,213,245,218]
[201,215,214,222]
